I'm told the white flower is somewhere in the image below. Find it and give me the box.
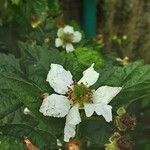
[40,64,122,142]
[55,25,82,53]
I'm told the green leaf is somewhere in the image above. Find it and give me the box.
[0,124,58,149]
[0,90,23,125]
[2,72,65,135]
[94,61,150,109]
[0,53,64,136]
[0,53,22,90]
[19,42,65,91]
[95,61,143,87]
[0,135,25,150]
[79,118,113,149]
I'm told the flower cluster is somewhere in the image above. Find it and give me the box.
[39,63,122,142]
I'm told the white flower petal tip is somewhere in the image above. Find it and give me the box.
[64,124,76,142]
[39,94,70,118]
[95,104,112,122]
[73,31,82,43]
[66,43,75,53]
[63,25,74,34]
[78,63,99,87]
[84,103,95,117]
[55,38,63,47]
[66,106,81,125]
[46,64,73,94]
[93,86,122,104]
[24,107,31,115]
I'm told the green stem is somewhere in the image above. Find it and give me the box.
[38,26,45,36]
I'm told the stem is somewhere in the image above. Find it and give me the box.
[75,124,80,139]
[38,26,45,36]
[126,93,150,108]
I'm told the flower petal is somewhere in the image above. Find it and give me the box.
[94,103,112,122]
[64,124,76,142]
[93,86,122,104]
[73,31,82,43]
[84,103,95,117]
[63,25,74,34]
[66,105,81,125]
[46,64,73,94]
[78,63,99,87]
[57,28,64,37]
[65,43,75,52]
[24,107,31,115]
[39,94,71,117]
[55,38,63,47]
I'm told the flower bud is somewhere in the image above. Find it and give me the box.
[31,15,41,28]
[115,107,136,131]
[66,139,80,150]
[105,132,134,150]
[117,135,134,150]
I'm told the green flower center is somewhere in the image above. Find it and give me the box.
[61,33,74,43]
[67,82,93,108]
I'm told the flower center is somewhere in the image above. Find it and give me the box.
[62,33,74,43]
[67,82,93,108]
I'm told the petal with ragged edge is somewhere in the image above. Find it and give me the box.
[64,124,76,142]
[84,103,95,117]
[46,64,73,94]
[39,94,70,117]
[78,64,99,87]
[94,103,112,122]
[63,25,74,34]
[93,86,122,104]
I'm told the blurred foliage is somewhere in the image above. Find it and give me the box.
[0,0,60,55]
[97,0,150,63]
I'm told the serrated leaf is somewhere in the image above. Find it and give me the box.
[19,42,65,91]
[1,72,65,135]
[0,90,23,125]
[94,61,150,109]
[0,53,65,136]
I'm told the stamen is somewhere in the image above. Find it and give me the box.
[66,81,93,107]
